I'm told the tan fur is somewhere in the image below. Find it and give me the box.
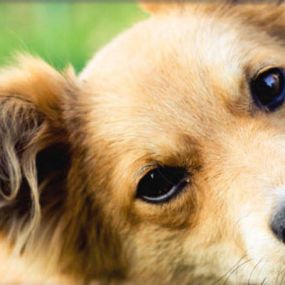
[1,2,285,285]
[140,0,187,14]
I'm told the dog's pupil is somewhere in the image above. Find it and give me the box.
[136,166,188,203]
[251,68,285,111]
[257,72,281,104]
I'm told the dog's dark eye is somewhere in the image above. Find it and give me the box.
[250,68,285,111]
[136,166,189,204]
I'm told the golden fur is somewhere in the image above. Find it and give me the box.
[1,1,285,284]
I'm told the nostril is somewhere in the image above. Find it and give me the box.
[281,228,285,242]
[271,207,285,243]
[272,225,285,243]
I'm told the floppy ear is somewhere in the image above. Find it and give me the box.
[0,55,74,252]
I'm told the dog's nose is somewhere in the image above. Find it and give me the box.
[271,207,285,243]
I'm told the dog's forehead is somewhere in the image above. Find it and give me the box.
[79,9,276,147]
[82,10,262,86]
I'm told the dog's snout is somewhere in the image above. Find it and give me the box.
[271,207,285,243]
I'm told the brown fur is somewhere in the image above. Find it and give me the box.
[1,2,285,284]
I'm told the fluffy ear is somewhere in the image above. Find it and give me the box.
[0,55,75,252]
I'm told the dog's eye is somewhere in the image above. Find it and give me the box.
[136,166,189,204]
[250,68,285,111]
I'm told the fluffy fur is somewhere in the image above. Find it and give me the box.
[1,1,285,284]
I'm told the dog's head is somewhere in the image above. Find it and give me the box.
[2,2,285,284]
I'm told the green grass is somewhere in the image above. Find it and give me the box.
[0,3,146,72]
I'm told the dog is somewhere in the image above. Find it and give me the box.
[1,1,285,284]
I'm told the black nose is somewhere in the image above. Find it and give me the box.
[271,207,285,243]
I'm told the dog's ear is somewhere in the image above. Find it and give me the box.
[0,55,75,252]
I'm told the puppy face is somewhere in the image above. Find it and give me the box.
[77,3,285,284]
[2,2,285,285]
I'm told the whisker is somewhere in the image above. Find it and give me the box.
[212,255,251,285]
[247,258,264,285]
[223,258,252,285]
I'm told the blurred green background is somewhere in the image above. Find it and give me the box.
[0,2,146,72]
